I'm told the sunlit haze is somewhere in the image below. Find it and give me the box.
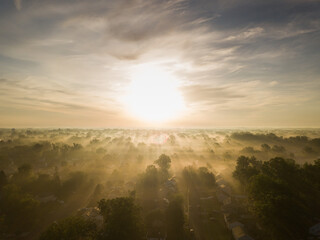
[1,1,320,239]
[0,0,319,128]
[124,64,185,123]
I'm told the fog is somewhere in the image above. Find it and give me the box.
[0,128,320,240]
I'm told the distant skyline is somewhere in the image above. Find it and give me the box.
[1,0,320,128]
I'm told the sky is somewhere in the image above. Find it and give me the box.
[0,0,320,128]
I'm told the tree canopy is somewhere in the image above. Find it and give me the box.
[39,216,97,240]
[233,156,320,239]
[98,197,144,240]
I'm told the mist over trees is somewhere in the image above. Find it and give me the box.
[0,128,319,239]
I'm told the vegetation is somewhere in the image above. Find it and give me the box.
[0,128,319,239]
[39,216,97,240]
[233,156,320,239]
[98,197,143,240]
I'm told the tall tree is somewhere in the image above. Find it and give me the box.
[39,216,97,240]
[166,196,185,240]
[154,154,171,181]
[98,197,143,240]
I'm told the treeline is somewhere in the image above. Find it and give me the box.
[38,194,186,240]
[38,154,217,240]
[0,164,94,237]
[39,196,143,240]
[0,154,193,240]
[0,141,95,169]
[233,156,320,239]
[231,132,320,146]
[182,165,216,190]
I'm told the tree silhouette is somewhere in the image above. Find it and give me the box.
[39,216,97,240]
[154,154,171,181]
[98,197,143,240]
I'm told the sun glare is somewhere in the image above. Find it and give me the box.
[125,64,185,123]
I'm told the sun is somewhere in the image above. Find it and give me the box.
[124,64,185,123]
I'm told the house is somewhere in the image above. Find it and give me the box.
[216,177,227,186]
[224,213,241,229]
[222,196,232,206]
[219,184,232,196]
[200,196,214,200]
[161,177,178,196]
[216,191,229,204]
[231,226,254,240]
[162,197,169,204]
[224,214,254,240]
[228,221,244,230]
[164,177,177,191]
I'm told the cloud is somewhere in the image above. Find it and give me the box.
[0,0,319,127]
[0,77,117,116]
[14,0,22,10]
[182,84,246,105]
[269,81,278,86]
[225,27,264,41]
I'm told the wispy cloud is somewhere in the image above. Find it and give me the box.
[269,81,278,86]
[0,0,319,127]
[14,0,22,10]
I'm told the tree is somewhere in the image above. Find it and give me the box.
[182,166,216,190]
[234,157,318,240]
[59,171,89,199]
[145,208,165,236]
[39,216,97,240]
[166,196,184,240]
[198,167,216,188]
[271,145,286,153]
[240,146,259,154]
[261,157,299,183]
[18,163,32,176]
[154,154,171,181]
[0,184,39,233]
[261,143,271,152]
[98,197,143,240]
[249,174,309,240]
[137,165,159,195]
[154,154,171,172]
[303,146,317,155]
[233,156,261,185]
[11,164,34,188]
[136,165,160,211]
